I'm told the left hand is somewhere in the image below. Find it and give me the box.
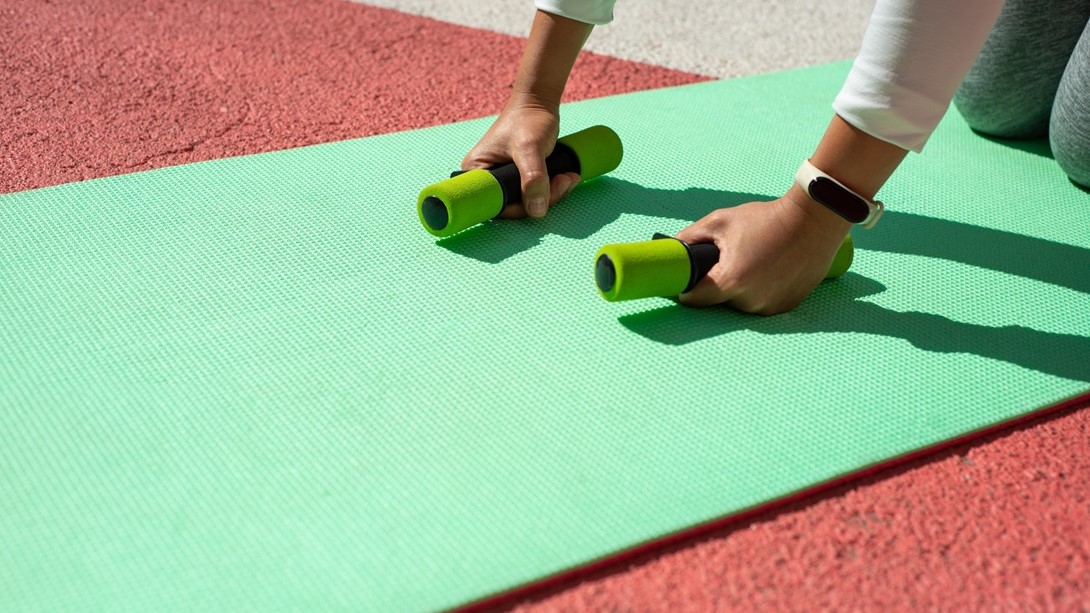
[675,188,853,315]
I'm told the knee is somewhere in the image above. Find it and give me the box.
[1046,130,1090,188]
[954,88,1051,139]
[1049,58,1090,188]
[1046,132,1090,189]
[954,70,1054,139]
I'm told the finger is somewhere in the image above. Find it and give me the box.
[461,136,512,171]
[510,144,551,218]
[495,202,527,219]
[497,171,580,218]
[726,294,780,316]
[675,210,724,245]
[460,158,489,172]
[460,147,494,172]
[677,266,741,308]
[564,173,581,199]
[549,173,580,205]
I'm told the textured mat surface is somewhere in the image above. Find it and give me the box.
[2,62,1088,612]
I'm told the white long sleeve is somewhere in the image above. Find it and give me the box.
[534,0,616,25]
[833,0,1006,152]
[534,0,1004,152]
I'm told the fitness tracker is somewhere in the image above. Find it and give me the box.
[796,159,883,228]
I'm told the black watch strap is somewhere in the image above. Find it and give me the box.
[796,159,883,228]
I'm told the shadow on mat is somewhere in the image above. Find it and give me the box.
[435,178,764,264]
[439,179,1090,382]
[974,132,1055,159]
[438,179,1090,295]
[622,274,1090,383]
[576,182,1089,383]
[855,209,1090,295]
[973,133,1090,193]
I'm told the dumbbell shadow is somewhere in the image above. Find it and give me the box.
[435,178,764,264]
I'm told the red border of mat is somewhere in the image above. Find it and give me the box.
[457,390,1090,612]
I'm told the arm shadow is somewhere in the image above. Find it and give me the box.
[854,210,1090,294]
[621,273,1090,384]
[436,178,1090,295]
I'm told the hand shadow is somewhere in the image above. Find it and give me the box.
[435,178,767,264]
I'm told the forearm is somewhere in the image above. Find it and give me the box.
[789,0,1006,226]
[510,10,593,110]
[810,113,908,201]
[786,114,909,234]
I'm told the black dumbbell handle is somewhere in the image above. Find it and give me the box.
[450,142,582,207]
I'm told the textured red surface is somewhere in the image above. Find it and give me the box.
[0,0,701,194]
[4,1,1089,610]
[497,396,1090,612]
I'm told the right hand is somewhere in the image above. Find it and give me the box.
[674,189,853,315]
[461,95,581,219]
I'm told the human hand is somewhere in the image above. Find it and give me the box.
[675,188,853,315]
[460,96,581,219]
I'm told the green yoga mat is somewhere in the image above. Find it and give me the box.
[2,62,1088,612]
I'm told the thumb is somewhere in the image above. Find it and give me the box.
[510,142,551,218]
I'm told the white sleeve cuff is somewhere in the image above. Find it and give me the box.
[833,0,1005,153]
[534,0,615,25]
[833,61,950,153]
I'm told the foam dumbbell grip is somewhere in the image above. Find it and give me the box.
[417,125,623,238]
[595,233,854,302]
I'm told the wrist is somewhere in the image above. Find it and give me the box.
[809,114,908,201]
[783,183,854,239]
[505,89,562,115]
[508,10,590,115]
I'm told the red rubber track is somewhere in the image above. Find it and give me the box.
[1,0,701,193]
[4,1,1089,610]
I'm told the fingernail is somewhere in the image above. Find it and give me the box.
[529,196,547,217]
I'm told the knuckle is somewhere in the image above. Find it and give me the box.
[521,168,546,183]
[709,266,744,293]
[521,173,548,193]
[514,136,544,154]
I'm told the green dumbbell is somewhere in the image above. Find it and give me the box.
[417,125,624,238]
[594,233,854,302]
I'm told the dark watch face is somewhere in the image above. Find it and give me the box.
[809,177,869,223]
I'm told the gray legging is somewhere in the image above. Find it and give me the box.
[953,0,1090,188]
